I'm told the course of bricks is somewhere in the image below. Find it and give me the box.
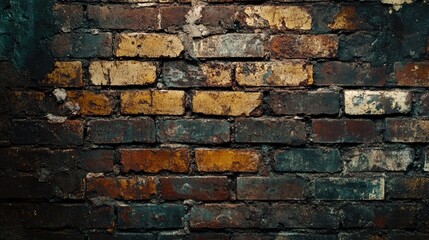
[1,0,429,239]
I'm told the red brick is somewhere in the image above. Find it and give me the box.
[312,119,378,143]
[237,177,305,200]
[395,62,429,87]
[385,119,429,142]
[160,176,229,201]
[81,150,115,172]
[120,148,190,173]
[53,4,84,32]
[86,176,157,200]
[201,6,237,29]
[160,6,190,31]
[271,34,338,58]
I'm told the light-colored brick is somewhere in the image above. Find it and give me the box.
[43,61,83,87]
[115,33,184,57]
[195,149,261,172]
[192,91,262,116]
[345,148,414,172]
[121,90,185,115]
[67,91,113,116]
[89,61,156,86]
[193,34,266,58]
[243,6,311,30]
[236,61,313,86]
[344,90,412,115]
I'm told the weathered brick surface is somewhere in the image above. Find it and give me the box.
[52,33,112,58]
[312,119,378,143]
[271,35,338,58]
[387,177,429,199]
[270,91,339,115]
[42,61,83,87]
[395,62,429,87]
[195,149,260,172]
[237,177,305,200]
[67,91,113,116]
[274,148,341,173]
[385,119,429,142]
[118,204,185,229]
[235,61,313,87]
[121,90,185,115]
[314,178,385,200]
[115,33,184,57]
[160,176,229,200]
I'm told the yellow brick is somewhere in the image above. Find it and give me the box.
[236,61,313,87]
[115,33,184,57]
[192,91,262,116]
[67,91,113,116]
[43,61,82,87]
[200,63,232,87]
[121,90,185,115]
[243,6,312,30]
[89,61,156,86]
[195,149,261,172]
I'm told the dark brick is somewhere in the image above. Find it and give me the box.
[87,233,113,240]
[81,149,115,172]
[271,34,338,59]
[159,119,230,144]
[341,204,420,229]
[314,62,386,86]
[117,204,185,229]
[160,6,190,31]
[159,233,187,240]
[338,32,387,66]
[53,4,84,32]
[274,148,341,173]
[339,233,386,240]
[270,91,340,115]
[312,119,378,143]
[327,5,384,31]
[235,118,306,144]
[160,176,229,201]
[237,177,305,200]
[387,177,429,199]
[417,93,429,116]
[0,176,55,199]
[88,5,157,30]
[314,178,384,200]
[51,33,112,58]
[395,62,429,87]
[11,120,83,146]
[276,233,338,240]
[88,118,155,144]
[189,233,230,240]
[114,233,155,240]
[385,119,429,143]
[52,170,86,199]
[234,233,272,240]
[27,232,85,240]
[201,6,237,30]
[8,91,58,116]
[0,118,9,144]
[389,234,429,240]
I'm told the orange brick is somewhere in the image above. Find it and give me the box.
[195,149,261,172]
[121,90,185,115]
[271,34,338,58]
[115,33,184,57]
[43,61,82,87]
[120,148,190,173]
[192,91,262,116]
[242,6,312,30]
[395,62,429,87]
[89,61,157,86]
[236,61,313,86]
[86,176,157,200]
[328,6,359,30]
[67,91,113,116]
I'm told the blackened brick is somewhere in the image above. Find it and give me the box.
[53,4,84,32]
[387,177,429,199]
[312,119,378,143]
[81,149,115,172]
[314,178,384,200]
[237,177,305,200]
[51,33,112,58]
[118,204,185,229]
[270,91,340,115]
[274,148,341,173]
[385,119,429,143]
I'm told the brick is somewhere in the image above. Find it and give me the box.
[276,233,337,240]
[27,232,86,240]
[201,6,237,30]
[344,147,414,172]
[395,62,429,87]
[11,120,83,146]
[195,149,260,172]
[53,4,84,32]
[88,5,157,30]
[86,176,157,200]
[192,91,262,116]
[115,233,155,240]
[270,91,340,115]
[385,119,429,143]
[312,119,378,143]
[193,34,266,58]
[237,177,305,200]
[271,35,338,58]
[338,32,386,65]
[51,33,112,58]
[67,91,113,116]
[241,6,312,30]
[160,176,229,201]
[118,204,185,229]
[121,90,185,115]
[0,176,56,199]
[81,149,115,172]
[387,177,429,199]
[42,61,83,87]
[344,90,412,115]
[89,61,156,86]
[389,234,429,240]
[8,91,51,116]
[0,119,8,144]
[163,61,232,88]
[88,118,155,144]
[418,93,429,116]
[339,233,386,240]
[328,5,381,31]
[314,178,385,200]
[115,33,184,58]
[189,233,230,240]
[274,148,341,173]
[341,204,420,229]
[159,119,230,144]
[235,61,313,87]
[233,234,272,240]
[120,148,190,173]
[235,118,306,144]
[424,148,429,172]
[314,62,386,86]
[160,6,190,31]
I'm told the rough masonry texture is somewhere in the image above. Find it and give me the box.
[0,0,429,239]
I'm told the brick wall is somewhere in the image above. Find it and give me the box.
[1,0,429,239]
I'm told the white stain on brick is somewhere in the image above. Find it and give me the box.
[381,0,413,11]
[345,90,412,115]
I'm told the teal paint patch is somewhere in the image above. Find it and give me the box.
[0,0,55,79]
